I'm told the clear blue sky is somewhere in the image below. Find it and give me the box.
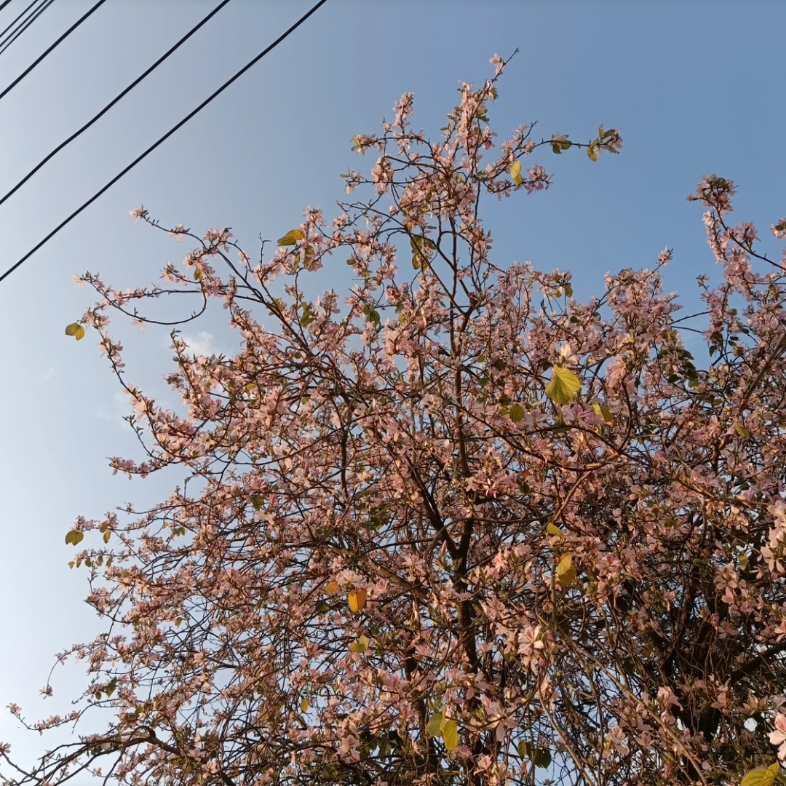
[1,0,784,767]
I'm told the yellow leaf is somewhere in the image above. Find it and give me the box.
[741,764,780,786]
[442,719,459,751]
[511,160,524,187]
[348,588,367,613]
[592,403,613,423]
[349,635,370,654]
[557,554,576,587]
[547,523,564,537]
[65,322,86,341]
[65,530,84,546]
[545,365,582,405]
[277,229,305,246]
[734,421,751,439]
[426,711,444,738]
[325,581,339,595]
[300,698,310,713]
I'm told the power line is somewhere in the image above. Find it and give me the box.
[0,0,328,285]
[0,0,107,102]
[0,0,40,44]
[0,0,56,57]
[0,0,229,202]
[0,0,15,14]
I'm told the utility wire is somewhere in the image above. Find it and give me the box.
[0,0,15,14]
[0,0,40,43]
[0,0,328,285]
[0,0,56,56]
[0,0,107,101]
[0,0,229,200]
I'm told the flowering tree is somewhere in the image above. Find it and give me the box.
[4,53,786,786]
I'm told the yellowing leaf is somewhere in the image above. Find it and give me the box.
[442,718,459,751]
[557,554,576,587]
[547,523,564,537]
[509,403,526,423]
[545,365,582,405]
[325,581,339,595]
[348,588,367,613]
[734,421,752,439]
[588,142,600,162]
[65,322,86,341]
[741,764,781,786]
[300,698,310,713]
[592,403,613,423]
[103,530,111,544]
[349,635,370,654]
[65,530,84,546]
[277,229,305,246]
[511,160,523,187]
[426,711,444,738]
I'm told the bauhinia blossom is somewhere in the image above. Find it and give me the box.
[3,54,786,786]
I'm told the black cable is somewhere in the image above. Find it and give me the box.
[0,0,328,285]
[0,0,40,43]
[0,0,15,14]
[0,0,55,56]
[0,0,107,101]
[0,0,230,204]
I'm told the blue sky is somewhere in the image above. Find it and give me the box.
[0,0,784,768]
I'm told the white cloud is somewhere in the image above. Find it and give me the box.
[180,330,216,357]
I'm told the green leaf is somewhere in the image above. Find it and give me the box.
[509,403,526,423]
[277,229,305,246]
[410,235,436,269]
[592,403,613,423]
[587,142,600,162]
[511,160,524,187]
[301,302,316,329]
[442,719,459,751]
[741,764,780,786]
[106,678,117,698]
[564,283,574,298]
[426,712,444,738]
[545,365,582,405]
[547,523,564,537]
[533,747,552,769]
[362,305,381,327]
[65,530,84,546]
[518,742,551,768]
[65,322,86,341]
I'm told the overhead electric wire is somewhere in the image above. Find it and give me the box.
[0,0,230,202]
[0,1,14,14]
[0,0,107,101]
[0,0,56,57]
[0,0,328,285]
[0,0,40,43]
